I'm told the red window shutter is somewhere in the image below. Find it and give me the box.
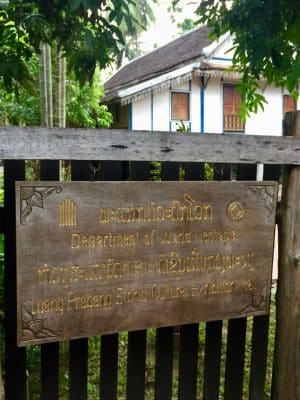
[171,92,190,121]
[223,84,244,132]
[283,95,296,114]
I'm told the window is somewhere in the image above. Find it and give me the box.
[283,95,296,115]
[171,92,190,121]
[223,84,245,132]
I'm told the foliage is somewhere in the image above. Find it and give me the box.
[0,53,112,128]
[171,0,300,118]
[66,72,113,128]
[0,55,40,126]
[0,0,148,89]
[177,18,196,34]
[115,0,158,68]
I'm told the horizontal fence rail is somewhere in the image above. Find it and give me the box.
[1,126,300,164]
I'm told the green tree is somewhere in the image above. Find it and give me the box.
[0,56,112,128]
[177,18,196,34]
[171,0,300,117]
[0,0,143,90]
[116,0,158,68]
[66,71,113,129]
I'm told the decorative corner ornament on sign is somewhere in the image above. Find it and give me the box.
[245,184,277,216]
[20,186,62,225]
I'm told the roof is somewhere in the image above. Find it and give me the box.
[104,25,211,100]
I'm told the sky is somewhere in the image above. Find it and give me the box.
[139,0,198,52]
[102,1,198,80]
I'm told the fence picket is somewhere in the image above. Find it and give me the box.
[99,160,123,400]
[249,315,270,400]
[224,318,247,400]
[4,160,27,400]
[178,324,199,400]
[126,161,150,400]
[40,160,60,400]
[68,161,91,400]
[203,321,223,400]
[154,327,174,400]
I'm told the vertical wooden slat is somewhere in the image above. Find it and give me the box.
[177,161,201,400]
[224,318,247,400]
[100,334,119,400]
[126,161,149,400]
[41,344,59,400]
[223,163,251,400]
[126,330,147,400]
[184,162,204,180]
[202,163,230,400]
[99,160,123,400]
[154,160,178,400]
[202,162,228,400]
[161,162,179,181]
[238,162,270,400]
[40,160,60,400]
[236,164,256,180]
[203,320,223,400]
[178,324,199,400]
[69,338,88,400]
[249,315,270,400]
[68,160,89,400]
[154,327,174,400]
[263,164,282,181]
[213,163,231,181]
[4,160,27,400]
[0,207,4,232]
[272,111,300,400]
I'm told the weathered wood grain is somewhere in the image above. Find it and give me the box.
[1,126,300,164]
[16,180,277,346]
[272,111,300,400]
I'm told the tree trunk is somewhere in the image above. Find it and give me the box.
[54,48,66,128]
[272,110,300,400]
[39,43,53,128]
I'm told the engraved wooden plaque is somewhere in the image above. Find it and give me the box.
[16,181,278,346]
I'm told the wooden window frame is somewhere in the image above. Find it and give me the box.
[223,83,245,133]
[283,94,296,115]
[171,91,190,121]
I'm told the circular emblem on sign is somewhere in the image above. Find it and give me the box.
[226,200,245,221]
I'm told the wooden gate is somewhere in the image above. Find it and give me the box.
[0,113,299,400]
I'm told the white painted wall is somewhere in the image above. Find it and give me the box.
[245,86,283,136]
[204,78,223,133]
[190,77,201,132]
[172,81,189,91]
[131,77,288,136]
[153,90,170,131]
[132,97,151,130]
[212,35,234,60]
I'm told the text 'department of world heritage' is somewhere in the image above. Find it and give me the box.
[16,181,278,346]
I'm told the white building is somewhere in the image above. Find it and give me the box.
[103,26,298,136]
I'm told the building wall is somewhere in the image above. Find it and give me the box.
[129,78,293,136]
[132,97,152,130]
[204,78,223,134]
[153,91,170,131]
[245,86,283,136]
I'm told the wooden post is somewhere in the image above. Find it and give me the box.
[272,110,300,400]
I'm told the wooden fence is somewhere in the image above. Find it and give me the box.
[0,113,300,400]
